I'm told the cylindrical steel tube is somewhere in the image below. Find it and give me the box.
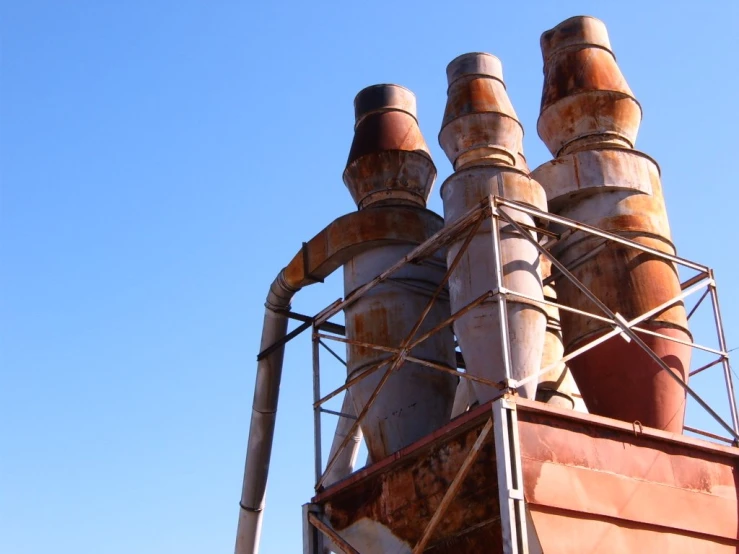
[439,53,548,403]
[342,85,457,461]
[532,17,691,432]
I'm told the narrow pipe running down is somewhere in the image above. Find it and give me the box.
[531,16,691,432]
[439,53,548,403]
[342,85,457,462]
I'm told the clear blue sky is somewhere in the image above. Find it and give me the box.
[2,1,738,553]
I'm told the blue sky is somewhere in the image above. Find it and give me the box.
[2,1,739,553]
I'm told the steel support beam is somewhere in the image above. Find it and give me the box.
[493,396,528,554]
[302,504,325,554]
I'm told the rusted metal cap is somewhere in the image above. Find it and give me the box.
[446,52,504,87]
[439,53,525,170]
[344,84,436,209]
[353,84,418,128]
[537,16,642,156]
[540,15,612,61]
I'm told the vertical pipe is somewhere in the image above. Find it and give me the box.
[312,329,323,484]
[236,275,296,554]
[439,54,548,403]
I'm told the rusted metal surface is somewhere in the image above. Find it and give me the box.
[312,397,739,553]
[503,210,735,440]
[439,53,527,171]
[534,170,692,431]
[536,255,584,411]
[567,328,691,431]
[341,83,457,463]
[344,245,457,462]
[315,402,504,553]
[317,230,468,490]
[538,16,641,156]
[344,85,436,209]
[413,418,494,553]
[439,54,547,403]
[532,147,662,213]
[532,17,691,433]
[519,398,739,553]
[282,206,445,290]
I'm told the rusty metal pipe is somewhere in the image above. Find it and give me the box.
[236,273,296,554]
[532,16,692,433]
[439,53,548,403]
[342,85,457,463]
[537,15,642,157]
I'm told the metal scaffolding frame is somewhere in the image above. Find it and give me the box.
[296,195,739,554]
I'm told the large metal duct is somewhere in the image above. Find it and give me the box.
[342,85,457,462]
[439,53,548,403]
[531,16,691,432]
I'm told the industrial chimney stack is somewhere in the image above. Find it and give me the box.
[342,84,457,463]
[439,53,548,403]
[532,16,692,432]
